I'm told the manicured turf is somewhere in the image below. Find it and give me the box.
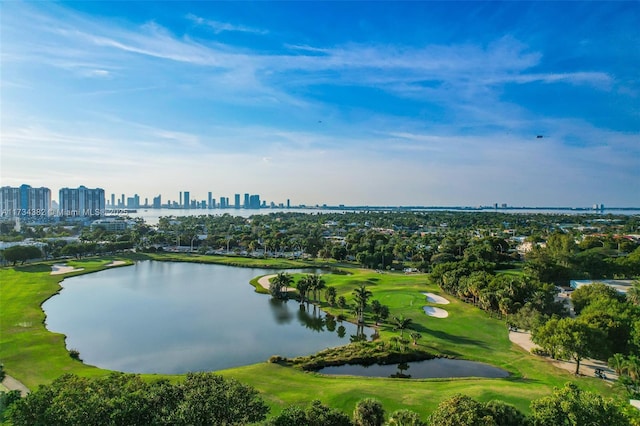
[0,256,617,419]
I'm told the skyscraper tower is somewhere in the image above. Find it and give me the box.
[234,194,241,209]
[184,191,190,209]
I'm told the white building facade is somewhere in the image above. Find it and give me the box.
[58,186,105,217]
[0,184,51,218]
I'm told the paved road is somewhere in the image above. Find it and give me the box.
[2,375,30,396]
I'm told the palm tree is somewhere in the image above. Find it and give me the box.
[498,297,512,321]
[371,300,383,325]
[337,296,347,313]
[608,353,626,376]
[625,355,640,382]
[270,272,293,299]
[296,276,311,304]
[314,277,326,302]
[627,281,640,305]
[410,332,422,346]
[325,286,337,306]
[305,274,325,303]
[393,315,413,337]
[352,284,372,324]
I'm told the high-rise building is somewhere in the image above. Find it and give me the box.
[126,194,140,209]
[208,192,213,209]
[110,193,115,208]
[244,193,250,209]
[220,197,227,209]
[0,184,51,217]
[184,191,190,209]
[59,186,105,217]
[287,199,290,209]
[249,194,260,209]
[153,194,161,209]
[234,194,241,209]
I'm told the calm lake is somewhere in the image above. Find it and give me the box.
[43,261,372,374]
[318,358,509,379]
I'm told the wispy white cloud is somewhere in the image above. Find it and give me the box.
[186,14,268,35]
[1,2,636,206]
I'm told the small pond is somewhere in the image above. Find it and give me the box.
[318,358,509,379]
[43,261,374,374]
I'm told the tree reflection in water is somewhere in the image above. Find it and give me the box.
[268,298,293,324]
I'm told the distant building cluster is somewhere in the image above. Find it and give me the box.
[108,190,289,210]
[0,184,103,218]
[1,184,291,220]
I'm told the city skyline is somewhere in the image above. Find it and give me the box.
[1,2,639,207]
[3,183,633,214]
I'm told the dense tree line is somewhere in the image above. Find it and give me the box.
[525,232,640,284]
[0,245,42,265]
[2,212,638,276]
[2,373,632,425]
[528,282,640,379]
[6,372,268,426]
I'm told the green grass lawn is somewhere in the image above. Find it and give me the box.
[0,256,618,420]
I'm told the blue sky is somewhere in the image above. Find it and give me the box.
[1,1,638,207]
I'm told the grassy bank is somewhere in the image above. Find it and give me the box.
[0,258,134,387]
[0,256,617,419]
[142,251,340,269]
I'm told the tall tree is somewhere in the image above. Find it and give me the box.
[554,318,606,375]
[352,285,372,324]
[531,317,562,359]
[270,272,293,299]
[393,315,413,338]
[325,286,337,306]
[296,276,311,304]
[608,353,626,376]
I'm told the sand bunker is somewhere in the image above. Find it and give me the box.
[423,306,449,318]
[422,292,450,304]
[257,274,276,290]
[257,274,296,292]
[50,264,84,275]
[105,260,126,267]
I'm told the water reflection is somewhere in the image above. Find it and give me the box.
[43,261,374,374]
[268,298,294,324]
[297,303,327,332]
[389,362,411,379]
